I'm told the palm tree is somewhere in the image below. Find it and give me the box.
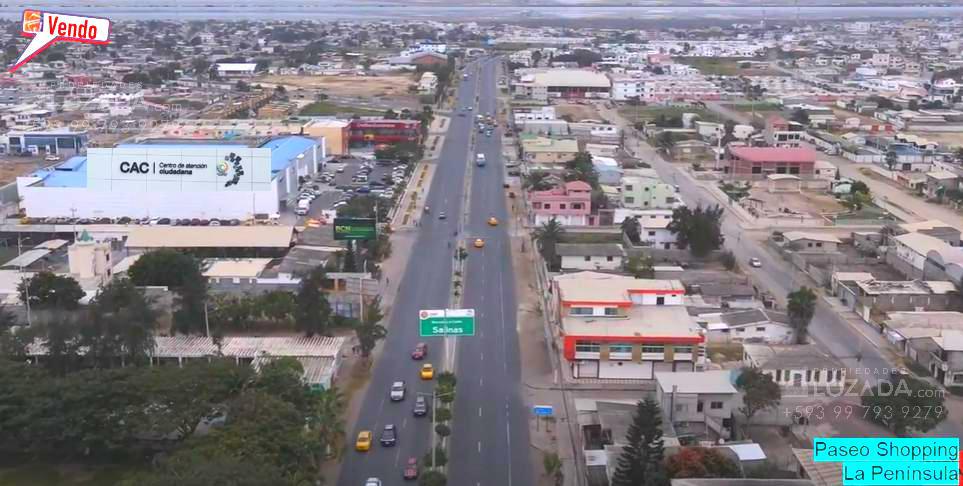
[533,218,565,270]
[355,296,387,358]
[310,387,345,458]
[787,287,817,344]
[523,171,553,191]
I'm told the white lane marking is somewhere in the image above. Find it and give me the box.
[480,351,484,361]
[403,418,407,429]
[479,407,483,418]
[395,447,401,466]
[506,403,513,486]
[478,441,482,453]
[480,376,483,386]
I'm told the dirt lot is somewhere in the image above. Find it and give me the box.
[746,187,842,217]
[555,101,603,122]
[0,157,49,185]
[260,74,417,99]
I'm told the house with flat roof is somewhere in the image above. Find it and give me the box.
[725,146,817,180]
[883,311,963,386]
[892,220,960,246]
[552,272,704,380]
[520,136,580,165]
[528,180,594,226]
[743,344,847,390]
[557,243,625,271]
[656,370,737,440]
[783,232,841,253]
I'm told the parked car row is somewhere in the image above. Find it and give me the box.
[17,216,250,226]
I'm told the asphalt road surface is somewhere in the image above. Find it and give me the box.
[338,57,533,485]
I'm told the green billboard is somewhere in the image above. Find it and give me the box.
[333,217,377,241]
[419,309,476,337]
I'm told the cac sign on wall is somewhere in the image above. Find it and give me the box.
[89,146,272,192]
[118,152,244,186]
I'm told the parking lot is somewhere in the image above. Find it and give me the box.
[294,156,410,222]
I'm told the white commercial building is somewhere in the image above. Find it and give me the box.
[17,136,325,220]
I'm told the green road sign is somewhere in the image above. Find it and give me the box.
[333,217,377,241]
[419,309,475,337]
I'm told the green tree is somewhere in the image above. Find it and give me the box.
[665,447,741,479]
[885,150,899,172]
[133,455,293,486]
[611,399,667,486]
[295,266,333,337]
[543,451,564,486]
[861,374,946,436]
[83,278,157,366]
[735,367,782,430]
[419,470,447,486]
[787,287,817,344]
[258,290,296,325]
[850,180,870,195]
[564,152,599,188]
[18,271,84,310]
[841,190,872,212]
[624,254,655,279]
[129,249,204,287]
[667,205,725,258]
[355,296,387,358]
[533,218,565,271]
[656,131,676,153]
[620,216,641,244]
[308,387,344,458]
[172,270,209,335]
[721,119,737,145]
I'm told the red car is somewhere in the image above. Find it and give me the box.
[403,457,419,480]
[411,342,428,360]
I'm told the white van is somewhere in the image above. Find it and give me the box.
[295,199,310,216]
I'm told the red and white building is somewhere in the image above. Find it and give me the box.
[528,181,595,226]
[551,272,705,380]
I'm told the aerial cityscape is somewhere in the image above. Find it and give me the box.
[0,2,961,486]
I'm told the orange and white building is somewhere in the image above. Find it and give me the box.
[551,272,705,380]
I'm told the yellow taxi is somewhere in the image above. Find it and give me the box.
[487,216,498,226]
[473,238,485,249]
[420,363,435,380]
[355,430,372,451]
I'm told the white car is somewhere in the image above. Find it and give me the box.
[749,258,762,268]
[365,479,382,486]
[389,381,406,401]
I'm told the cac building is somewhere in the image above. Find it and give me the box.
[17,136,325,220]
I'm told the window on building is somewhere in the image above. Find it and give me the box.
[606,256,614,262]
[642,345,664,354]
[603,307,619,316]
[544,203,552,209]
[572,203,583,210]
[776,166,787,174]
[559,203,567,209]
[789,166,800,175]
[533,203,542,209]
[584,256,591,262]
[644,187,650,191]
[697,401,704,412]
[570,307,593,316]
[625,185,633,191]
[835,369,842,381]
[756,326,765,332]
[752,166,762,174]
[644,201,650,207]
[816,242,823,247]
[575,341,601,353]
[806,370,812,381]
[624,197,634,204]
[656,296,665,305]
[953,374,963,384]
[609,343,633,354]
[710,401,724,410]
[675,346,693,354]
[648,231,656,236]
[785,370,793,381]
[736,328,745,333]
[814,370,821,382]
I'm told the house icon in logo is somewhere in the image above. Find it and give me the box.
[22,10,41,34]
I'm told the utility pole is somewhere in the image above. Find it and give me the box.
[204,302,211,338]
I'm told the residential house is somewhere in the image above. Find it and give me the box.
[832,272,960,320]
[892,220,961,246]
[656,370,737,440]
[884,312,963,386]
[725,146,817,180]
[764,115,803,147]
[924,170,959,199]
[669,139,713,161]
[552,272,704,380]
[621,173,679,209]
[743,344,847,390]
[699,309,795,344]
[783,232,841,253]
[557,243,625,271]
[528,181,594,226]
[813,160,838,180]
[888,231,963,282]
[521,136,580,165]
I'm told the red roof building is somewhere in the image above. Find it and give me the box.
[726,146,817,180]
[348,119,421,147]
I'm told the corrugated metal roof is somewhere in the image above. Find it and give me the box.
[2,248,51,268]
